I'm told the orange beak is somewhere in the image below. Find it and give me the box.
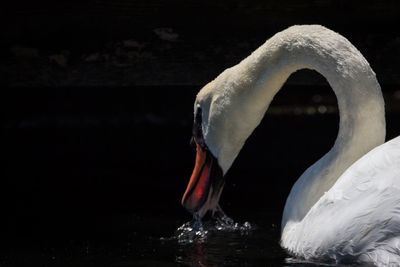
[182,142,225,217]
[181,143,213,213]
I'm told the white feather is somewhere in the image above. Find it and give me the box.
[281,136,400,266]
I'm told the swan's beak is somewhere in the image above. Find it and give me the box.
[181,143,224,217]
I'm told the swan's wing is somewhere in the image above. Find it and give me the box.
[284,136,400,265]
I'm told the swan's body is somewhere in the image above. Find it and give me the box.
[282,136,400,264]
[181,25,400,266]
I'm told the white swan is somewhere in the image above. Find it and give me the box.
[181,25,400,266]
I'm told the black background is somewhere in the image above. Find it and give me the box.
[1,0,400,256]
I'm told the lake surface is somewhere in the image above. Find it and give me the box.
[0,210,349,267]
[2,86,399,266]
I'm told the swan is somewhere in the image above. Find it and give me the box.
[180,25,400,266]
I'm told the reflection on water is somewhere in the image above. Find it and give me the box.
[157,213,349,267]
[159,215,285,267]
[0,213,352,266]
[174,221,262,267]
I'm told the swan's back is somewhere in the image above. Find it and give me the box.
[281,136,400,266]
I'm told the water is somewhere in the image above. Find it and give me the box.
[2,86,399,266]
[0,211,351,267]
[171,214,253,245]
[166,213,283,267]
[163,214,345,267]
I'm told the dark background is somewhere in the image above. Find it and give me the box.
[1,0,400,265]
[2,0,400,86]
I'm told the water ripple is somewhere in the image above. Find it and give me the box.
[172,217,253,245]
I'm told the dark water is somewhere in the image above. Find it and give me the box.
[0,211,337,267]
[2,86,399,266]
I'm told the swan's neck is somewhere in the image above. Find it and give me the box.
[223,26,386,228]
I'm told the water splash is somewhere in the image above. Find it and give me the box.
[171,211,254,245]
[158,211,289,267]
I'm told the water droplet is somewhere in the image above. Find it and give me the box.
[168,214,254,245]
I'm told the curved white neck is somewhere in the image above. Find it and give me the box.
[214,26,386,228]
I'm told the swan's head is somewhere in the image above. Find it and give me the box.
[181,72,263,217]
